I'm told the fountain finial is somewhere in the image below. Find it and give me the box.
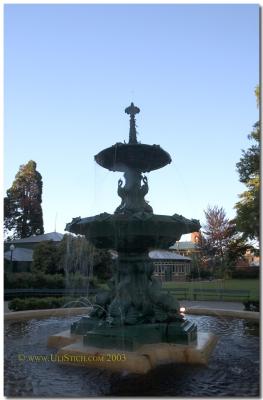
[125,102,140,144]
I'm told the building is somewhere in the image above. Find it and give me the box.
[110,249,192,282]
[169,231,202,257]
[243,249,260,267]
[4,232,63,272]
[150,250,191,281]
[4,232,192,281]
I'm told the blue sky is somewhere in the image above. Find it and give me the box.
[4,4,259,237]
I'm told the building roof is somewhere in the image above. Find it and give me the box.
[149,250,191,261]
[4,247,33,262]
[169,241,197,251]
[7,232,64,244]
[110,249,191,261]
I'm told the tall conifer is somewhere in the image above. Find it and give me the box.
[4,160,44,239]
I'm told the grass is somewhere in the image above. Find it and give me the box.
[162,279,259,301]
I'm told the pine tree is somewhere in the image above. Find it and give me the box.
[4,160,44,239]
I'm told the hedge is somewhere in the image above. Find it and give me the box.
[8,296,91,311]
[4,272,96,290]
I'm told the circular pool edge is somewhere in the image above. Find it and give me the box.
[4,306,259,321]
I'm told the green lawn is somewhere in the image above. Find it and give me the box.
[162,279,259,301]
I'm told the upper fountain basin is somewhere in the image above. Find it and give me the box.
[65,212,200,252]
[94,143,172,172]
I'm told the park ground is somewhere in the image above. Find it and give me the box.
[4,279,259,313]
[162,279,259,301]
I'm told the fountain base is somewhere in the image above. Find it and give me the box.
[47,329,217,374]
[70,318,197,350]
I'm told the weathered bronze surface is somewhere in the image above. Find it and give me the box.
[66,103,200,346]
[94,143,171,172]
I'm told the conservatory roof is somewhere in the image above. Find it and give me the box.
[169,241,197,251]
[149,250,191,261]
[110,249,191,261]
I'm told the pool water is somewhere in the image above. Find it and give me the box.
[4,314,259,397]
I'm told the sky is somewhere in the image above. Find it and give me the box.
[4,4,259,238]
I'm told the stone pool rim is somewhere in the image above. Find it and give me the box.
[4,307,259,321]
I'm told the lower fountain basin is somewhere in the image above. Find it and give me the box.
[66,212,201,251]
[47,329,217,374]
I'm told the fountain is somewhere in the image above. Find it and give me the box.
[48,103,217,373]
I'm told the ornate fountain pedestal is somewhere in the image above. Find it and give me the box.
[48,103,218,372]
[69,251,198,350]
[82,320,197,349]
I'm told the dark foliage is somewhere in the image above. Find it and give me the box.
[4,160,44,239]
[201,206,252,273]
[243,300,259,312]
[232,268,259,279]
[235,88,260,241]
[8,296,86,311]
[4,272,95,289]
[32,241,62,274]
[58,234,113,280]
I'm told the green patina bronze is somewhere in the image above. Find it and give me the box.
[66,103,200,348]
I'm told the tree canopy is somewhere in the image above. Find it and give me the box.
[201,205,250,271]
[32,240,61,275]
[235,87,260,242]
[202,205,234,258]
[58,234,113,280]
[4,160,44,239]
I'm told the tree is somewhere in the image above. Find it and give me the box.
[4,160,44,239]
[235,87,260,242]
[202,205,251,276]
[202,205,234,259]
[58,234,112,281]
[58,234,95,277]
[224,234,253,268]
[32,240,61,274]
[93,249,113,281]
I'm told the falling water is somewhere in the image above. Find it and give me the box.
[60,233,97,311]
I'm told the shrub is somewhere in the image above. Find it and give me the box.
[232,268,259,279]
[243,300,260,312]
[66,272,96,289]
[188,267,212,280]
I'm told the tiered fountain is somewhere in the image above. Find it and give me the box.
[48,103,217,373]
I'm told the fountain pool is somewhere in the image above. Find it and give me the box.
[4,313,259,397]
